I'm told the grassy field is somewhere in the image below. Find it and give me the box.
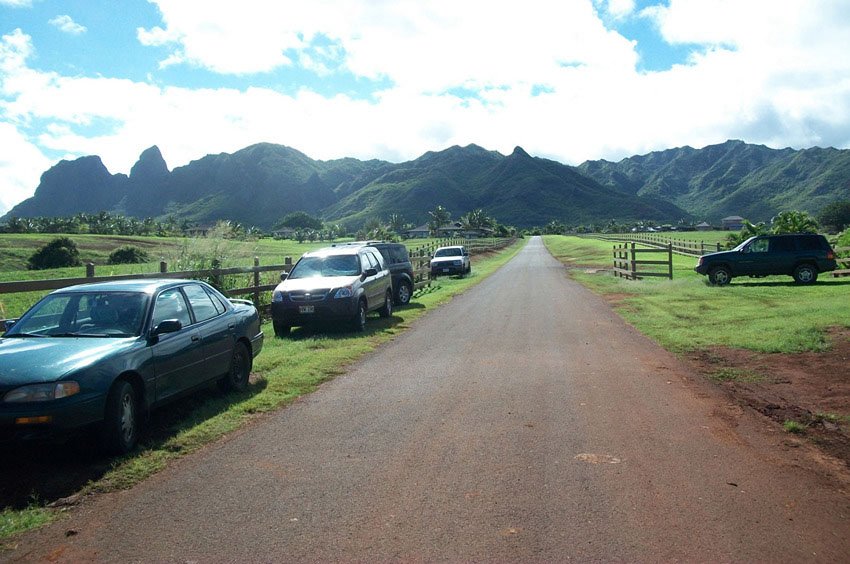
[0,238,526,540]
[543,235,850,353]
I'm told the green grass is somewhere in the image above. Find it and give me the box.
[0,239,525,539]
[543,235,850,353]
[709,368,766,383]
[783,420,807,434]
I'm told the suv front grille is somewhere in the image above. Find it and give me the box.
[288,289,330,302]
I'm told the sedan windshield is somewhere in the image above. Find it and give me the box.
[434,248,462,257]
[5,291,149,338]
[288,255,360,279]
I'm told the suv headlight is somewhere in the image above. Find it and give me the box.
[4,382,80,403]
[273,290,284,302]
[334,287,353,299]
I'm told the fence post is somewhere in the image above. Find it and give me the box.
[86,263,95,278]
[630,242,637,280]
[253,257,260,306]
[668,243,673,279]
[160,261,167,273]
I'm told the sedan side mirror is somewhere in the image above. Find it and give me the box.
[3,319,16,332]
[152,319,182,337]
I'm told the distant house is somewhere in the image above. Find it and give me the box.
[272,228,297,239]
[404,224,431,238]
[721,216,745,230]
[696,221,713,231]
[405,221,493,239]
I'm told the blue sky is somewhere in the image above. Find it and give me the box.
[1,0,849,214]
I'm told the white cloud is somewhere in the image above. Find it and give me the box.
[0,0,33,7]
[0,123,52,215]
[48,15,87,35]
[2,1,850,214]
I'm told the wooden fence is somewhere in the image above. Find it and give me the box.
[583,233,723,257]
[612,242,673,280]
[0,237,516,323]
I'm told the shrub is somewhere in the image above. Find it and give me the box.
[27,237,82,270]
[108,246,150,265]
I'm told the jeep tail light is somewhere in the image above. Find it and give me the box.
[827,250,835,260]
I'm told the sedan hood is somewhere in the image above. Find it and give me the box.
[0,337,136,388]
[278,275,360,292]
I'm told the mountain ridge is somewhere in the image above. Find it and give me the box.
[4,140,848,229]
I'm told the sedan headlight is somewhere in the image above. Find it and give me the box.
[334,287,353,299]
[4,382,81,403]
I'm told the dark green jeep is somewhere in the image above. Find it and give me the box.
[694,234,837,285]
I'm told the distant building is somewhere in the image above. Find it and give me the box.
[721,216,745,230]
[696,221,713,231]
[404,224,431,238]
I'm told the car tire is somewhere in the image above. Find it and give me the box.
[219,342,250,392]
[102,380,138,455]
[273,319,290,337]
[708,266,732,286]
[379,289,393,318]
[351,299,367,332]
[395,281,412,306]
[793,264,818,284]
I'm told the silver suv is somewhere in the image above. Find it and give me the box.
[271,245,393,336]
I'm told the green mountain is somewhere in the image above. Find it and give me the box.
[577,140,850,222]
[2,142,686,229]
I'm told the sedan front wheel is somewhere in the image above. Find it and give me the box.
[102,380,138,455]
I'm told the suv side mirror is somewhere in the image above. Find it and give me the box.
[280,272,288,281]
[364,268,378,277]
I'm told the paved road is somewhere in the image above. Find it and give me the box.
[8,237,850,562]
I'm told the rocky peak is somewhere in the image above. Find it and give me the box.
[130,146,169,182]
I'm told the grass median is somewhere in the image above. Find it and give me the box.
[543,235,850,353]
[0,238,526,541]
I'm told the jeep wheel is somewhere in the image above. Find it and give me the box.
[708,266,731,286]
[395,281,412,306]
[793,264,818,284]
[351,299,367,332]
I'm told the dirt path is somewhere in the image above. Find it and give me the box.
[5,237,850,562]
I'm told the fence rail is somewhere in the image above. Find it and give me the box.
[612,242,673,280]
[582,233,723,257]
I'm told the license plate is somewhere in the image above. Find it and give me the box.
[299,305,315,314]
[442,268,450,273]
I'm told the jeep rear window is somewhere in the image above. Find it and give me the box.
[797,236,826,251]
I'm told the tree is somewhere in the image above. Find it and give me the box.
[27,237,83,270]
[771,211,818,234]
[278,211,323,231]
[817,200,850,232]
[428,205,451,236]
[726,220,769,248]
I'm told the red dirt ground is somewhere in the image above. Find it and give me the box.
[682,327,850,468]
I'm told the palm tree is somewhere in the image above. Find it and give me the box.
[771,211,819,234]
[428,205,451,237]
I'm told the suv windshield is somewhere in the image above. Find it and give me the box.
[435,248,462,257]
[288,255,360,279]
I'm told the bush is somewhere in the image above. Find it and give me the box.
[108,246,150,265]
[27,237,82,270]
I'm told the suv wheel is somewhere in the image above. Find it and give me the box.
[273,319,290,337]
[708,266,731,286]
[351,299,367,332]
[793,264,818,284]
[395,281,412,306]
[379,289,393,318]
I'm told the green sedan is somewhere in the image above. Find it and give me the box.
[0,279,263,454]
